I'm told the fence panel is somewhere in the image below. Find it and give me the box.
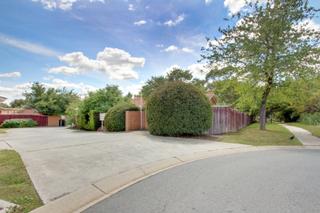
[125,111,147,131]
[208,106,250,135]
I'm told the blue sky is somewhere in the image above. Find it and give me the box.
[0,0,320,102]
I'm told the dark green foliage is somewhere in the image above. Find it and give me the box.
[1,119,38,128]
[166,68,193,82]
[141,76,167,99]
[10,99,26,108]
[22,82,79,115]
[141,68,207,100]
[105,102,138,132]
[300,113,320,125]
[77,111,100,131]
[76,85,124,131]
[146,82,212,136]
[88,111,100,131]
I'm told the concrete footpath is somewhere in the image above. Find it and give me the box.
[282,124,320,146]
[0,128,249,204]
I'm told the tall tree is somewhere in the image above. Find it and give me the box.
[166,68,193,82]
[202,0,320,130]
[10,99,26,108]
[23,82,79,115]
[141,76,167,99]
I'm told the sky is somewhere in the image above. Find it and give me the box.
[0,0,320,103]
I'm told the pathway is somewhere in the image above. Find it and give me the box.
[282,124,320,146]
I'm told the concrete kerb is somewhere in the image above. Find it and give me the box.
[30,145,310,213]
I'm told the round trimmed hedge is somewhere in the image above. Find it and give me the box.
[146,81,212,136]
[105,102,139,132]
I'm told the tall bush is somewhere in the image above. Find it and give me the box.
[105,102,138,132]
[75,85,124,131]
[146,81,212,136]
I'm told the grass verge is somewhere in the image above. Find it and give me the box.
[287,123,320,138]
[0,129,6,134]
[217,123,302,146]
[0,150,42,212]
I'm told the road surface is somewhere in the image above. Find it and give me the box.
[84,148,320,213]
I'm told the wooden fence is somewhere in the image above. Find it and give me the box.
[208,106,251,135]
[125,111,147,131]
[0,114,48,126]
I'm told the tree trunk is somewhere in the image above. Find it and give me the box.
[259,85,271,130]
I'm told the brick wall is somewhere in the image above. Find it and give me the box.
[0,114,48,126]
[47,115,61,127]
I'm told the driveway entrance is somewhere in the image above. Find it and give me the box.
[0,128,248,203]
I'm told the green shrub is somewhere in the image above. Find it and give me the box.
[105,102,139,132]
[1,119,38,128]
[300,112,320,125]
[146,81,212,136]
[76,111,100,131]
[87,110,100,131]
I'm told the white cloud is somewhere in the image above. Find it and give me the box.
[134,20,147,26]
[295,19,320,32]
[224,0,247,14]
[49,47,145,80]
[164,45,179,52]
[224,0,266,15]
[44,78,97,97]
[0,79,97,103]
[163,45,194,53]
[205,0,213,4]
[0,34,59,57]
[120,82,144,96]
[181,47,194,53]
[0,72,21,78]
[31,0,105,10]
[0,82,32,103]
[164,14,185,27]
[128,3,135,11]
[187,63,210,79]
[178,34,207,50]
[164,64,181,75]
[164,63,210,80]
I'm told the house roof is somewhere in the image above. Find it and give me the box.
[0,96,7,103]
[206,92,218,105]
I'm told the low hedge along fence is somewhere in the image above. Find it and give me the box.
[1,119,38,128]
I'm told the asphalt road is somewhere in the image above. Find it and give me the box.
[84,149,320,213]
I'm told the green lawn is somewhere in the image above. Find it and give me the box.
[0,150,42,212]
[0,129,5,133]
[287,123,320,138]
[217,123,302,146]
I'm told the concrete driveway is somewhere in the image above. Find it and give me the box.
[0,128,248,203]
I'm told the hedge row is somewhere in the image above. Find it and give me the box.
[1,119,38,128]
